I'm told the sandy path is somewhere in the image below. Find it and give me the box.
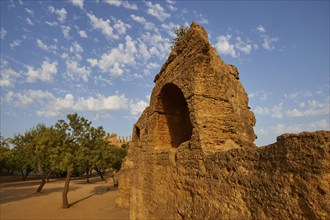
[0,176,129,220]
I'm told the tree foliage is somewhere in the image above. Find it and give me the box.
[1,113,127,209]
[171,26,188,48]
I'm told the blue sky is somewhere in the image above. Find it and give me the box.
[1,0,329,146]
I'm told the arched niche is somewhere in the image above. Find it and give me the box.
[156,83,192,148]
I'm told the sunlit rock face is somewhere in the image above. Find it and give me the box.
[116,22,330,220]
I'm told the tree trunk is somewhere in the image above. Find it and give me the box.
[46,172,51,182]
[22,167,31,181]
[95,168,104,181]
[86,168,90,183]
[36,163,46,193]
[62,171,71,209]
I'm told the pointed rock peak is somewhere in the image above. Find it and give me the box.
[188,21,209,41]
[154,21,211,82]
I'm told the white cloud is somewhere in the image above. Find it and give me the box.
[25,8,34,16]
[141,32,171,59]
[36,39,48,51]
[130,14,155,30]
[96,35,137,76]
[0,28,7,39]
[26,60,58,83]
[256,25,266,33]
[48,6,67,24]
[36,39,57,52]
[10,40,22,49]
[215,35,237,58]
[286,98,329,117]
[195,12,208,25]
[61,25,71,39]
[161,22,179,38]
[70,0,84,9]
[166,0,176,4]
[130,100,148,116]
[145,1,171,22]
[69,41,84,53]
[254,102,283,119]
[262,36,278,51]
[78,30,88,38]
[36,93,129,117]
[0,68,21,88]
[271,120,329,136]
[138,42,151,61]
[26,17,34,26]
[114,19,131,35]
[235,37,253,54]
[248,90,271,101]
[144,62,160,75]
[104,0,138,10]
[167,4,177,12]
[66,60,90,82]
[87,58,98,67]
[5,90,55,107]
[87,13,118,39]
[45,21,58,26]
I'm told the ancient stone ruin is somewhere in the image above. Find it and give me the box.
[105,133,131,147]
[116,22,330,219]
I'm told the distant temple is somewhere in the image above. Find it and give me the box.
[105,133,131,147]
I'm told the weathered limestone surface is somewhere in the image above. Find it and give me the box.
[116,22,330,219]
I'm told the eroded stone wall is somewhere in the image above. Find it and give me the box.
[116,21,330,219]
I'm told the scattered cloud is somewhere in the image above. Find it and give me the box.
[104,0,138,10]
[25,8,34,16]
[70,0,84,9]
[254,103,283,119]
[256,25,278,51]
[256,25,266,33]
[10,40,22,49]
[69,41,84,53]
[113,19,131,35]
[235,37,253,54]
[145,1,171,22]
[130,14,155,30]
[26,60,58,83]
[286,98,329,117]
[78,30,88,38]
[45,21,58,26]
[194,12,208,25]
[249,90,271,101]
[36,39,57,52]
[141,32,171,59]
[5,90,55,107]
[48,6,67,24]
[262,36,278,51]
[0,68,21,88]
[271,119,329,136]
[61,25,71,39]
[65,60,90,82]
[93,35,137,77]
[87,13,118,40]
[26,17,34,26]
[129,100,148,116]
[35,93,129,118]
[0,28,7,39]
[215,35,237,58]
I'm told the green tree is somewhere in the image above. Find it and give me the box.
[11,133,36,180]
[0,135,14,174]
[54,113,92,208]
[30,124,60,192]
[171,26,188,48]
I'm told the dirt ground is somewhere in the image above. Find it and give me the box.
[0,176,129,220]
